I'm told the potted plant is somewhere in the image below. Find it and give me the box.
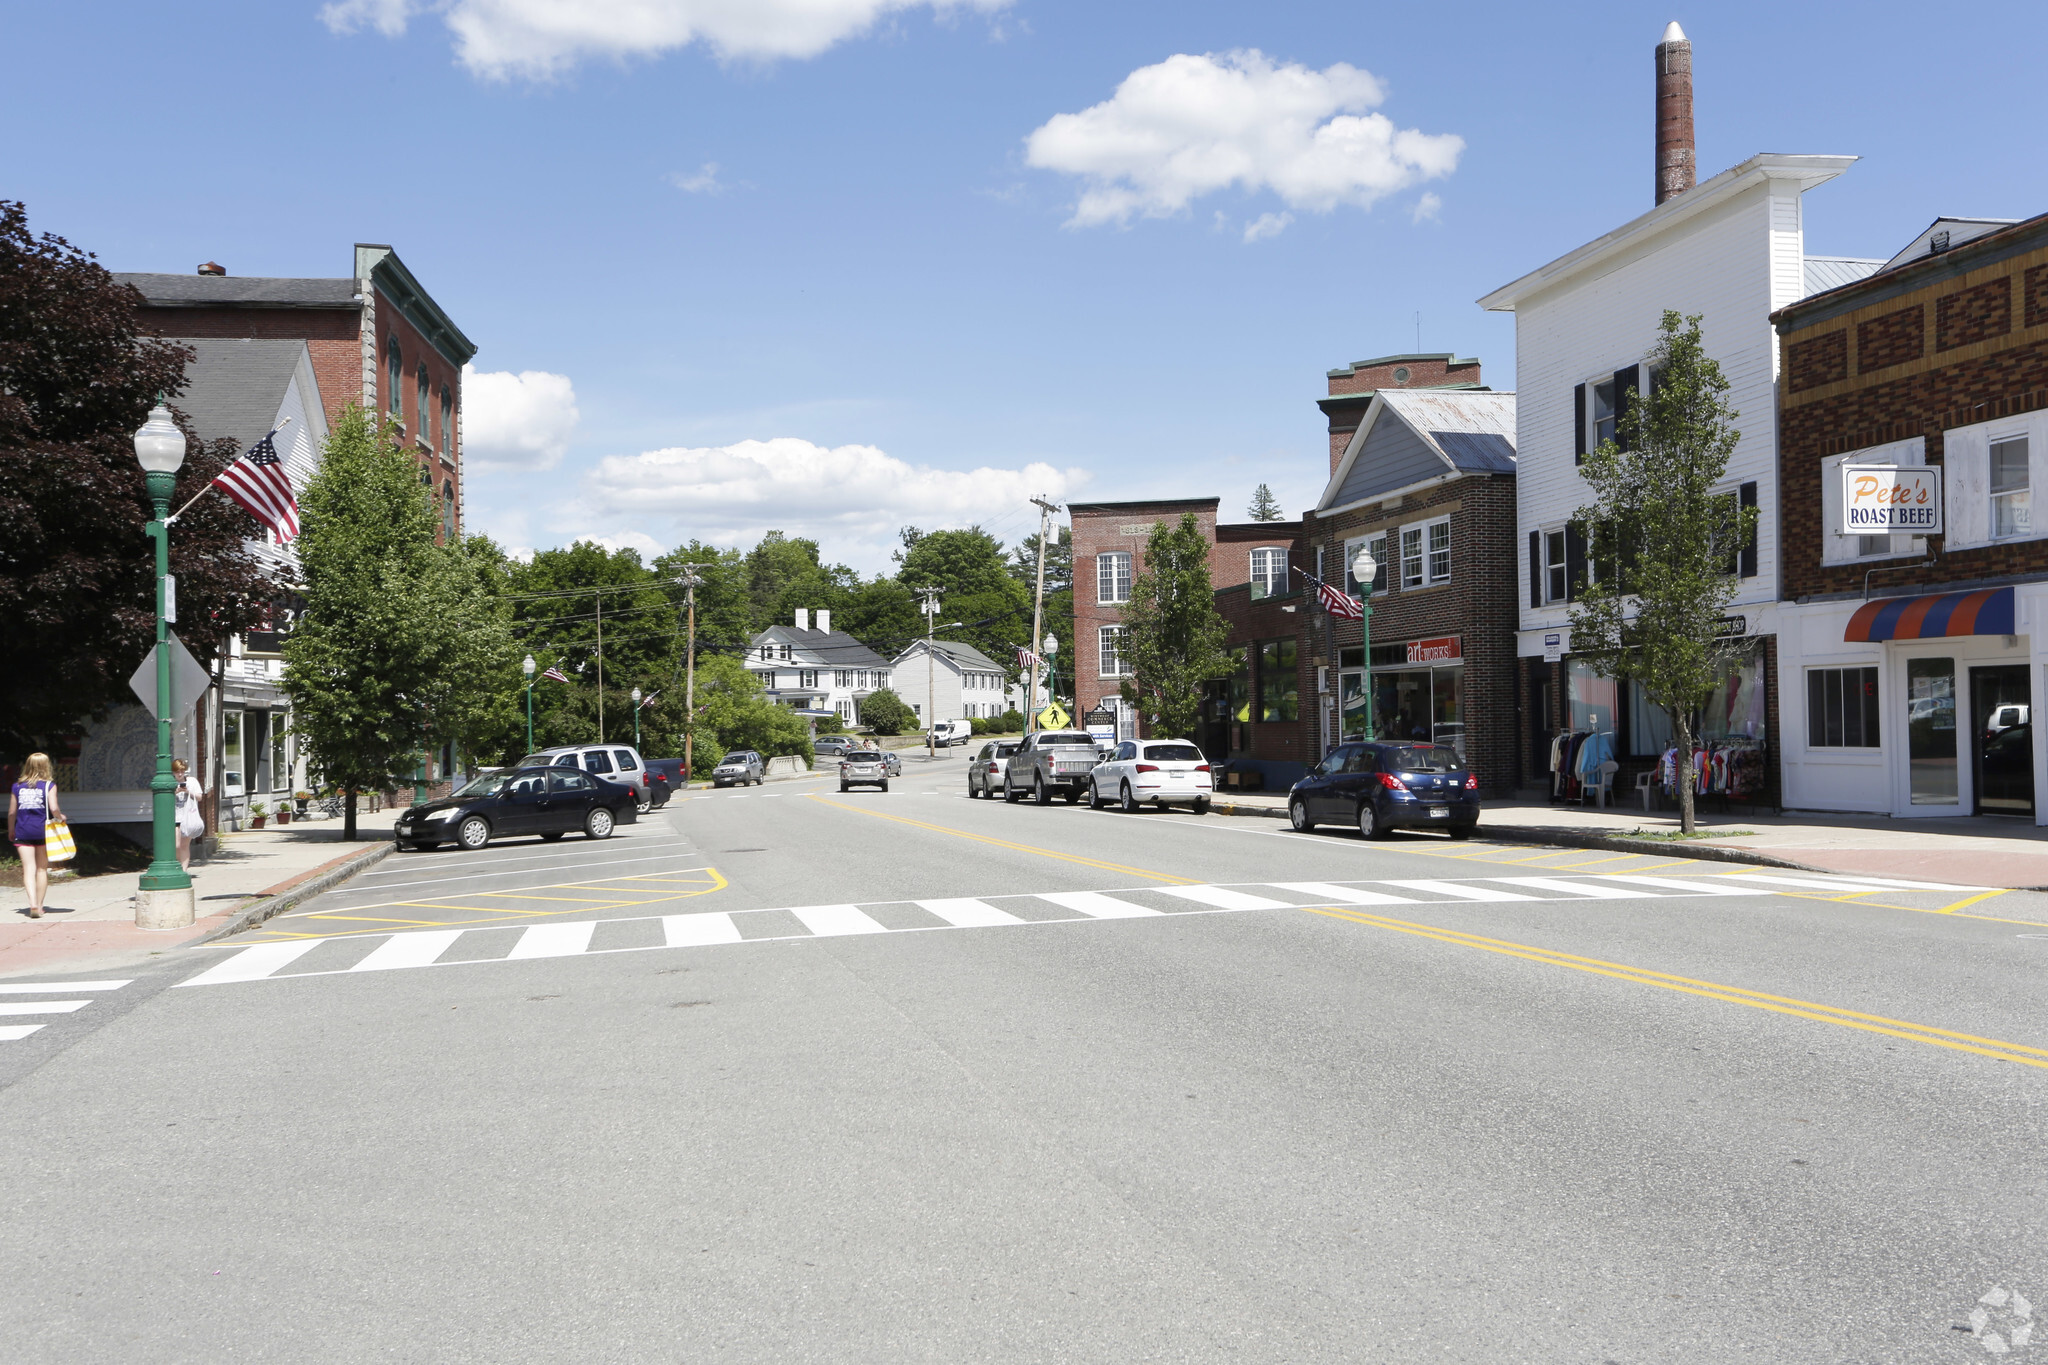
[249,799,269,829]
[294,790,312,817]
[275,804,291,825]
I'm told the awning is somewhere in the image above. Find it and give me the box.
[1844,587,2015,642]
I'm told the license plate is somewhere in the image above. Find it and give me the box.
[1427,806,1449,819]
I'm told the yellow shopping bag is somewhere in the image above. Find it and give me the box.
[44,817,76,863]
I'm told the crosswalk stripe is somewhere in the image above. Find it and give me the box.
[1598,874,1754,896]
[0,980,132,994]
[1268,881,1419,906]
[664,913,742,947]
[916,898,1026,927]
[507,922,597,959]
[1715,872,1982,894]
[1034,891,1162,918]
[0,1025,46,1041]
[1491,876,1646,900]
[1380,879,1539,902]
[0,1001,91,1016]
[179,940,324,986]
[350,930,463,972]
[1155,885,1294,911]
[789,905,890,936]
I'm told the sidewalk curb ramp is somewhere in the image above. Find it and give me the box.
[1205,798,1825,876]
[197,841,394,944]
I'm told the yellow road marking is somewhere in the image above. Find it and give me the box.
[1306,906,2048,1072]
[805,795,1199,884]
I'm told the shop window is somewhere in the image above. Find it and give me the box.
[1097,552,1132,605]
[1627,649,1767,757]
[1807,666,1880,748]
[1257,638,1297,722]
[1227,646,1250,724]
[1567,660,1617,735]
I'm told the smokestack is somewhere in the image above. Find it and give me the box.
[1655,21,1694,205]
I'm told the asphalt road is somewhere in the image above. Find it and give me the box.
[3,755,2046,1363]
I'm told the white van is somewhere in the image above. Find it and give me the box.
[927,719,975,747]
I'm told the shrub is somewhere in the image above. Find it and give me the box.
[815,712,846,736]
[996,709,1025,733]
[859,688,915,736]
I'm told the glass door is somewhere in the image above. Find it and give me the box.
[1906,658,1958,807]
[1971,664,2034,816]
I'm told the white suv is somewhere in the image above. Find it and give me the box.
[520,745,654,809]
[1088,739,1214,814]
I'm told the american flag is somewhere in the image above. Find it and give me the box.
[1316,579,1364,622]
[540,666,570,683]
[1015,645,1040,669]
[212,430,299,543]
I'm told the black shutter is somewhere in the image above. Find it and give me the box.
[1565,523,1587,602]
[1739,481,1759,577]
[1529,530,1543,607]
[1612,365,1640,452]
[1573,383,1586,462]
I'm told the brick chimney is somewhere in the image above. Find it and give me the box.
[197,261,226,276]
[1655,21,1695,205]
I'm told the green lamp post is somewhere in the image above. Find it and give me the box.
[133,402,195,929]
[631,687,642,750]
[1352,546,1378,741]
[522,654,536,754]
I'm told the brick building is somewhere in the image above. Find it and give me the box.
[1318,352,1485,471]
[117,245,476,543]
[1773,211,2048,821]
[1071,496,1222,729]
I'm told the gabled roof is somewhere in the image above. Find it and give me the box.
[1318,390,1516,514]
[748,625,892,669]
[893,639,1007,673]
[1878,217,2021,273]
[172,339,317,453]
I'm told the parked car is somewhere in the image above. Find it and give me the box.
[927,718,974,748]
[814,735,862,760]
[839,749,890,792]
[1089,739,1213,813]
[1287,741,1478,840]
[881,749,903,776]
[394,765,640,851]
[519,744,655,809]
[966,740,1020,799]
[712,750,765,787]
[1985,703,2031,738]
[1003,730,1100,805]
[644,757,686,805]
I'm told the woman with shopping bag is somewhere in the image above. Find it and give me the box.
[172,758,205,869]
[9,752,68,919]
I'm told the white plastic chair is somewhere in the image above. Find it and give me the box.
[1582,759,1620,808]
[1635,769,1656,813]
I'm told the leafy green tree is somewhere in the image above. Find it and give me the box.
[745,530,840,631]
[507,540,674,754]
[690,654,813,774]
[1247,484,1284,521]
[859,688,914,736]
[1569,311,1755,835]
[1117,512,1230,741]
[282,405,514,838]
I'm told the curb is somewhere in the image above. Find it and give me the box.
[196,841,394,944]
[1203,798,1828,875]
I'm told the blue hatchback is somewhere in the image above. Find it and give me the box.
[1288,741,1479,840]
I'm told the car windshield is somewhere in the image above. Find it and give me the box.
[845,750,883,761]
[454,771,515,798]
[1385,745,1466,774]
[995,743,1019,755]
[1144,744,1203,762]
[721,753,757,764]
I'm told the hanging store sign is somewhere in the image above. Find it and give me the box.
[1714,615,1747,638]
[1405,636,1462,664]
[1842,465,1941,535]
[1543,633,1563,663]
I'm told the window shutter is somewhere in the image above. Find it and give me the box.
[1528,530,1543,608]
[1739,481,1760,577]
[1612,366,1640,452]
[1565,523,1587,602]
[1573,383,1586,461]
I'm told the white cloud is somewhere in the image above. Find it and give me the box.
[1024,50,1463,228]
[668,162,724,194]
[575,436,1085,570]
[1411,191,1442,223]
[1242,212,1292,244]
[461,364,580,471]
[568,531,666,559]
[323,0,1011,80]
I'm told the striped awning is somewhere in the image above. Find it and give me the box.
[1844,587,2016,642]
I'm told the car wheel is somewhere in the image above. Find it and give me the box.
[1033,774,1051,806]
[585,807,615,839]
[1088,780,1106,810]
[1448,824,1475,840]
[541,832,565,842]
[1193,797,1210,815]
[636,799,652,815]
[880,781,890,792]
[456,815,491,851]
[840,783,850,792]
[1357,801,1387,841]
[1119,782,1139,814]
[1289,799,1315,833]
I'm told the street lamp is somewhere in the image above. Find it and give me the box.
[134,402,193,929]
[631,687,642,749]
[1351,547,1378,741]
[1042,632,1059,723]
[522,654,536,753]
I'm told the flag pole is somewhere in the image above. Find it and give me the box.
[164,416,294,526]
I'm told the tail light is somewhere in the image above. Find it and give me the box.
[1135,763,1160,773]
[1465,773,1478,790]
[1195,764,1211,772]
[1377,773,1409,792]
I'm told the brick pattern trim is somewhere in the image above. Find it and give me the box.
[2025,264,2048,330]
[1857,307,1923,374]
[1936,277,2013,353]
[1788,330,1847,392]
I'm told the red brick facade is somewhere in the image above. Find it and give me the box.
[1071,498,1222,722]
[1318,353,1484,472]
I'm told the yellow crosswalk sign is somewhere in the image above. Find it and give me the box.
[1037,703,1071,730]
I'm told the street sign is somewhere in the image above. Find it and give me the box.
[1543,632,1563,663]
[1037,703,1071,730]
[1842,465,1941,535]
[127,633,212,717]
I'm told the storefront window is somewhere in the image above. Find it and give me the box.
[1627,646,1767,754]
[1568,661,1617,735]
[1433,668,1464,756]
[1258,638,1297,722]
[223,711,243,792]
[1228,646,1250,723]
[1908,657,1958,805]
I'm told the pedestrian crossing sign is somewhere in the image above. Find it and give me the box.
[1037,703,1071,730]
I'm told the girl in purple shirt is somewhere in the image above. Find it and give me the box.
[10,752,65,919]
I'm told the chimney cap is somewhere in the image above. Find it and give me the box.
[1660,20,1686,43]
[196,261,226,276]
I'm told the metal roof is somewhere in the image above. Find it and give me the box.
[1802,256,1884,297]
[1878,218,2021,273]
[114,273,358,309]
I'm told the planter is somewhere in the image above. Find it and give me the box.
[250,816,268,829]
[276,810,292,825]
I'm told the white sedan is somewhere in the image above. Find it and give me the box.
[1088,739,1214,813]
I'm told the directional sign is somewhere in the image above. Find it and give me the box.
[128,633,213,717]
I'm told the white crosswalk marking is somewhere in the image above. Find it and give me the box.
[1491,876,1645,900]
[1598,874,1754,896]
[0,1025,47,1041]
[1155,885,1293,911]
[181,940,325,987]
[0,1001,90,1016]
[508,923,597,959]
[0,979,136,1041]
[1033,891,1162,919]
[0,980,131,994]
[1269,881,1419,906]
[1380,880,1539,902]
[664,913,743,946]
[789,905,889,936]
[917,898,1026,927]
[350,930,463,972]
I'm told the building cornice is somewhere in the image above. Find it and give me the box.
[356,244,478,366]
[1771,211,2048,335]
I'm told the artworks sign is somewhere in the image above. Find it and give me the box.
[1842,465,1941,534]
[1406,636,1461,664]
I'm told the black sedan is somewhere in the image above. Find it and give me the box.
[1287,741,1478,840]
[394,766,641,852]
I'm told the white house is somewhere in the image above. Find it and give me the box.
[747,610,894,724]
[889,640,1018,726]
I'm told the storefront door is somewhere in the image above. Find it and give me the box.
[1970,664,2034,816]
[1900,655,1963,815]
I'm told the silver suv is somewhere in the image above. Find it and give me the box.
[520,744,654,809]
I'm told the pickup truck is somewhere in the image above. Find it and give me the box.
[1003,730,1101,805]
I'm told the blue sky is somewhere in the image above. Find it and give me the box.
[10,1,2046,571]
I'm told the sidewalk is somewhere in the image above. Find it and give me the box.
[1207,788,2048,888]
[0,809,400,980]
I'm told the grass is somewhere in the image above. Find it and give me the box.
[1619,828,1758,842]
[0,825,155,881]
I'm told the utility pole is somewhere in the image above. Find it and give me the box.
[921,587,942,759]
[595,589,604,743]
[677,568,703,784]
[1027,496,1060,733]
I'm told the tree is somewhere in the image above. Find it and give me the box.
[1117,513,1230,741]
[689,654,813,774]
[0,201,277,753]
[859,688,914,736]
[1568,311,1755,835]
[282,406,514,838]
[1247,484,1284,522]
[507,540,674,755]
